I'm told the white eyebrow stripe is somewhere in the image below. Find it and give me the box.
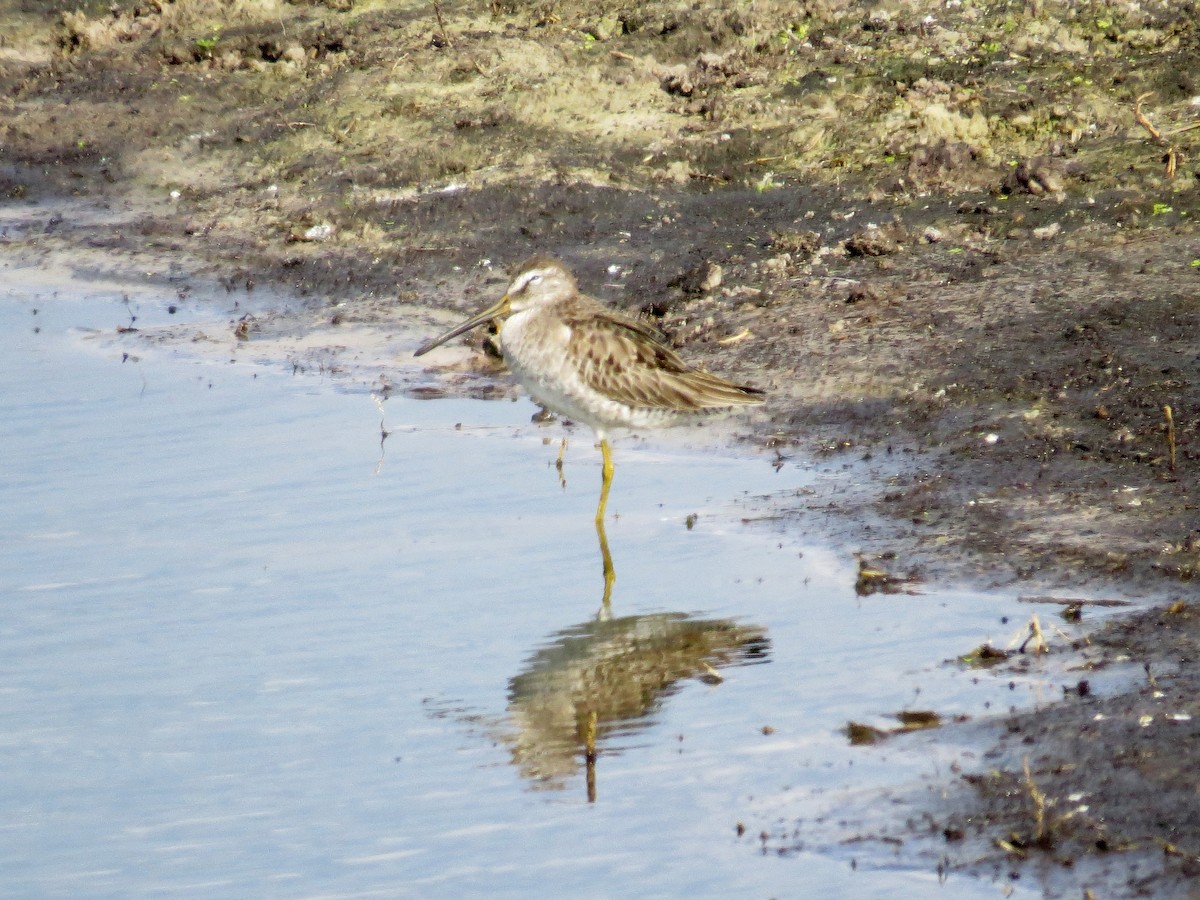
[511,269,548,292]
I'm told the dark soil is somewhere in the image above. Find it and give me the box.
[2,1,1198,895]
[936,600,1200,897]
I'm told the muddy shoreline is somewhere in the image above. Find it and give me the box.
[3,1,1198,894]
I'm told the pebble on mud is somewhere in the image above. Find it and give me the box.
[295,223,335,242]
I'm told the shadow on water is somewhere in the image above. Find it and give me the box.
[506,611,771,802]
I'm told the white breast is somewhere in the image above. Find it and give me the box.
[497,309,645,437]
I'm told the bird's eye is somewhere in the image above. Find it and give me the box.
[528,274,542,284]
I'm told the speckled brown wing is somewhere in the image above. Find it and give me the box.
[564,307,764,411]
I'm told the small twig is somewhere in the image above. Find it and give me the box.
[1134,92,1163,142]
[609,50,635,61]
[1017,595,1131,608]
[717,327,752,345]
[1165,121,1200,138]
[1164,404,1177,473]
[1133,94,1193,177]
[433,0,453,48]
[1023,757,1049,844]
[1017,613,1048,654]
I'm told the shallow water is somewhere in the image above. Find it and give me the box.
[0,259,1075,898]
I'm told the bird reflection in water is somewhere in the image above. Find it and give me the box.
[505,613,770,802]
[412,256,770,799]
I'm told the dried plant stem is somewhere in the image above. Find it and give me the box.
[1164,404,1176,472]
[433,0,453,48]
[1133,93,1195,177]
[1018,613,1048,654]
[1023,757,1048,844]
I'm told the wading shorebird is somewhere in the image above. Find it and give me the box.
[414,256,765,600]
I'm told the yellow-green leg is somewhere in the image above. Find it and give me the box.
[555,437,567,489]
[595,438,615,607]
[595,438,614,527]
[583,708,598,803]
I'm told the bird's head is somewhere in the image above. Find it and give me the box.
[503,257,577,312]
[413,256,578,357]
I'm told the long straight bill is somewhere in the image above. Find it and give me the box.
[413,295,511,357]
